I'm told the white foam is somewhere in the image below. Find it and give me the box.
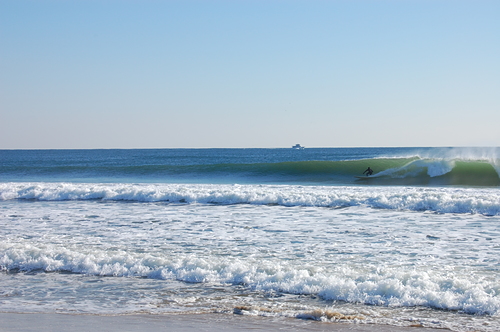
[376,159,455,178]
[1,241,499,315]
[1,182,499,215]
[1,192,499,331]
[377,147,500,179]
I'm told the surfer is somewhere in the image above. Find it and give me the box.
[363,167,373,176]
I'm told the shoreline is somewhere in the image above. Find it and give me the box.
[0,312,447,332]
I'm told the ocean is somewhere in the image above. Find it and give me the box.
[1,147,499,331]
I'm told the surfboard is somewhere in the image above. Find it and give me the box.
[355,176,373,180]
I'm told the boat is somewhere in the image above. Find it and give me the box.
[292,144,304,149]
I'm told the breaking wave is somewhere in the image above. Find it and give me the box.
[1,243,499,315]
[1,182,499,215]
[2,155,499,186]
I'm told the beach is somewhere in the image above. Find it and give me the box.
[0,313,444,332]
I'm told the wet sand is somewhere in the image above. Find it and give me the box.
[0,313,447,332]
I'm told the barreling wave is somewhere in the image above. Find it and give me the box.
[256,157,500,186]
[2,155,499,186]
[1,182,499,215]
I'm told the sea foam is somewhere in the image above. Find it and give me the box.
[1,241,498,315]
[1,182,499,215]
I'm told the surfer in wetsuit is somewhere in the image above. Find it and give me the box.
[363,167,373,176]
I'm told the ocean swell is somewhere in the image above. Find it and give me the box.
[2,154,499,186]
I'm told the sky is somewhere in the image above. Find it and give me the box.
[1,0,499,149]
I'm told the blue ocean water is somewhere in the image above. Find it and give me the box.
[1,148,500,331]
[1,147,499,185]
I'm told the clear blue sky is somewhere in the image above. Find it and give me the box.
[1,0,499,149]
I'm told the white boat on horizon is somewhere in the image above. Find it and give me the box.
[292,144,304,149]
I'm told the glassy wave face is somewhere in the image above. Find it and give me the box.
[1,147,499,186]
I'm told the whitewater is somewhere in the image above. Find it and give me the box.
[1,182,500,216]
[1,148,499,332]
